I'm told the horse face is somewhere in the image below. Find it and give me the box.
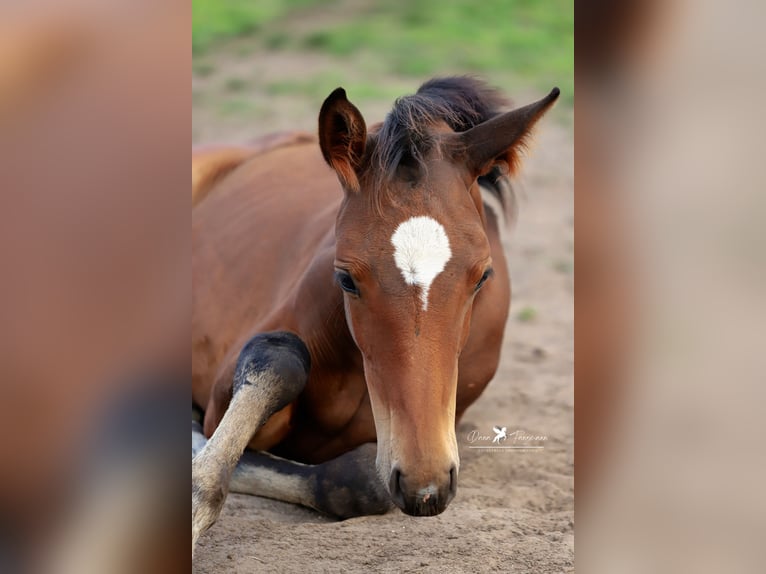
[318,82,559,516]
[333,160,491,516]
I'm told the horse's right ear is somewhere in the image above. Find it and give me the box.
[318,87,367,192]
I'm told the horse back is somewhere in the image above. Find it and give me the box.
[191,131,315,208]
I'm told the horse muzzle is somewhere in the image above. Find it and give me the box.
[388,464,458,516]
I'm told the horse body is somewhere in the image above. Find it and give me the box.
[191,77,559,551]
[192,137,509,464]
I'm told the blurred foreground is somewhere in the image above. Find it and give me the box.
[0,3,189,572]
[577,0,766,572]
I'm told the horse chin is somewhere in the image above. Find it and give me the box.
[394,492,454,517]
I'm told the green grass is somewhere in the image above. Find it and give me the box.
[517,306,538,323]
[265,75,403,102]
[192,0,322,54]
[224,77,250,93]
[192,60,216,77]
[553,259,574,274]
[217,98,259,117]
[193,0,573,102]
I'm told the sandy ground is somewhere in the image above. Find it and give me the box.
[192,59,573,573]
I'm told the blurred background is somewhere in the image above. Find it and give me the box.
[192,0,573,142]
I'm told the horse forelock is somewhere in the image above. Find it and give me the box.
[365,76,512,211]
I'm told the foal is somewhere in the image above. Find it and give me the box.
[192,77,559,550]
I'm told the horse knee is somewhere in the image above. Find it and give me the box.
[233,332,311,412]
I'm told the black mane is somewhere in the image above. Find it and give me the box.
[368,76,514,215]
[371,76,508,183]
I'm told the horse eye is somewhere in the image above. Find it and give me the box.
[334,270,359,295]
[475,268,494,291]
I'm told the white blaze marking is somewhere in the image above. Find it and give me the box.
[391,216,452,310]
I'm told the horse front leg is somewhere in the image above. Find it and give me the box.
[191,332,310,553]
[230,442,392,519]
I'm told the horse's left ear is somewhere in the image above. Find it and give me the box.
[455,87,560,178]
[318,87,367,192]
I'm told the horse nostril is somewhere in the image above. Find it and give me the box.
[389,467,406,509]
[449,465,458,496]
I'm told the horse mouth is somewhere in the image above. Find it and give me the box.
[397,496,451,517]
[388,466,457,517]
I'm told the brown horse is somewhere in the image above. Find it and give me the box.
[191,77,559,550]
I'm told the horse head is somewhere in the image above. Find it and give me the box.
[318,77,558,516]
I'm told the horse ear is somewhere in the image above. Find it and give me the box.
[318,87,367,192]
[455,87,560,178]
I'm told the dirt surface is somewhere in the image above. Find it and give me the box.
[192,55,573,573]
